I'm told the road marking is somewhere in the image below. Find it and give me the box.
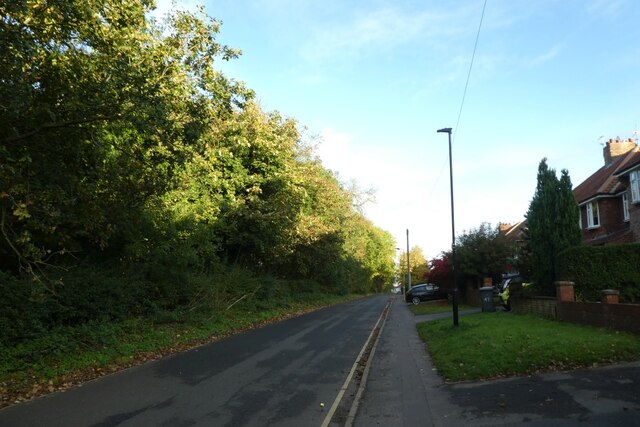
[321,299,392,427]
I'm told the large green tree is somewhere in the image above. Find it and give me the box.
[525,159,581,294]
[0,0,251,273]
[0,0,398,340]
[397,246,429,288]
[455,222,515,286]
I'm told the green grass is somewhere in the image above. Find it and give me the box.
[409,300,475,316]
[417,312,640,382]
[0,293,358,406]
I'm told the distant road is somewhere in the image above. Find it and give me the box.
[0,295,390,426]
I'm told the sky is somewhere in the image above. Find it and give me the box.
[155,0,640,259]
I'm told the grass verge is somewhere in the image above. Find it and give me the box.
[409,300,475,316]
[417,311,640,382]
[0,293,358,408]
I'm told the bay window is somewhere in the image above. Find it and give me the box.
[631,170,640,202]
[623,193,630,221]
[586,200,600,228]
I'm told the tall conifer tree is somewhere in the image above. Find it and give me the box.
[525,159,581,293]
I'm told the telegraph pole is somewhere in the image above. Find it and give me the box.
[406,228,411,294]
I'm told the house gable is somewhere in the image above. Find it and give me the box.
[573,138,639,245]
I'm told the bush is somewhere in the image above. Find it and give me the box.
[557,244,640,302]
[0,271,52,346]
[0,259,347,348]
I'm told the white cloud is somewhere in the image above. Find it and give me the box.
[527,43,564,67]
[317,128,354,177]
[300,6,472,63]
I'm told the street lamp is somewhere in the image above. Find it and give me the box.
[437,127,459,327]
[406,229,411,294]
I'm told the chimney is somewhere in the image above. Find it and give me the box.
[603,137,636,165]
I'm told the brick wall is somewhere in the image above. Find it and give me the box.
[511,295,557,318]
[600,198,625,231]
[629,187,640,242]
[514,282,640,335]
[581,197,629,244]
[558,301,640,335]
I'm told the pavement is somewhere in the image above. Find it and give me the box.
[354,295,640,426]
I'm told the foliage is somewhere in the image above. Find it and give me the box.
[1,1,251,273]
[557,244,640,302]
[417,312,640,381]
[454,222,515,286]
[427,252,452,289]
[524,159,581,294]
[0,2,397,349]
[397,246,429,287]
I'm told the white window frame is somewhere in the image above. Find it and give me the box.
[623,192,630,222]
[631,170,640,203]
[586,200,600,228]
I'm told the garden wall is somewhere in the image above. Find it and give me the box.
[557,301,640,335]
[512,282,640,335]
[511,295,557,319]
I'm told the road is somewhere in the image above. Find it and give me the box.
[0,295,390,427]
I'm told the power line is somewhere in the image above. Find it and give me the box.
[453,0,488,144]
[425,0,488,202]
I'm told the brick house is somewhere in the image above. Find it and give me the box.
[498,221,526,243]
[573,138,640,245]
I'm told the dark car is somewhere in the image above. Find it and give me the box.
[405,283,446,305]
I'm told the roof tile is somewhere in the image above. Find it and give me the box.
[573,148,639,203]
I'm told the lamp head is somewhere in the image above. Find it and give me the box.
[437,128,452,134]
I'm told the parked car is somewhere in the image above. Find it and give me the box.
[405,283,447,305]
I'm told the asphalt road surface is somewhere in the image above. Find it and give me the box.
[0,295,390,427]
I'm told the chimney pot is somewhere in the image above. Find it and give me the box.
[603,136,636,165]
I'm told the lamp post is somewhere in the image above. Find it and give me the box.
[406,229,411,294]
[437,127,459,327]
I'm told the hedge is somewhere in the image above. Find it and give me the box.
[556,244,640,303]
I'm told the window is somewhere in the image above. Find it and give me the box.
[586,200,600,228]
[579,207,582,229]
[632,170,640,203]
[623,193,630,221]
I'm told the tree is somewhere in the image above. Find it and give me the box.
[525,159,581,294]
[427,252,452,290]
[397,246,429,288]
[455,223,515,286]
[0,1,251,274]
[0,0,399,337]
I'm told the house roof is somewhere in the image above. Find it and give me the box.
[613,149,640,177]
[498,220,526,241]
[573,147,639,204]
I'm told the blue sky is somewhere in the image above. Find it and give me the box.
[156,0,640,259]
